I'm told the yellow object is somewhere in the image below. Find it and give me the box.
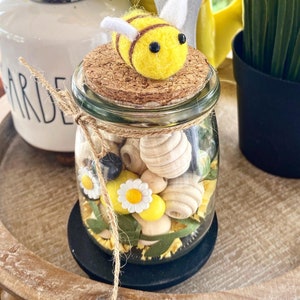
[101,170,138,214]
[126,188,143,204]
[202,179,217,204]
[139,194,166,221]
[131,0,243,67]
[196,179,217,219]
[111,9,188,80]
[81,174,93,190]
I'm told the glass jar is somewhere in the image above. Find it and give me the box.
[0,0,130,152]
[72,62,220,264]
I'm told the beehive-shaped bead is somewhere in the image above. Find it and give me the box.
[139,131,192,179]
[161,173,204,219]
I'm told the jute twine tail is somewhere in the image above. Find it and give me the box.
[19,57,121,300]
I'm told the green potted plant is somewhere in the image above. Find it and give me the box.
[232,0,300,178]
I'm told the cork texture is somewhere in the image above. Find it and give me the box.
[82,43,210,107]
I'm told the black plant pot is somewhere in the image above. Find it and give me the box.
[232,31,300,178]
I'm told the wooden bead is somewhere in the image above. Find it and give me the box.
[141,169,167,193]
[140,131,192,178]
[120,138,147,175]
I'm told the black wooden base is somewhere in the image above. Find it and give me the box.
[68,201,218,291]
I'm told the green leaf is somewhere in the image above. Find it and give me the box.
[243,0,252,64]
[286,32,300,81]
[284,0,300,81]
[243,0,300,82]
[252,0,268,70]
[88,201,102,220]
[143,237,176,258]
[271,0,295,77]
[119,230,140,246]
[264,0,278,73]
[117,214,141,246]
[86,218,108,234]
[86,201,109,234]
[141,218,200,257]
[205,168,218,180]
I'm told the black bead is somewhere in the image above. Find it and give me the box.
[149,41,160,53]
[178,33,186,45]
[92,152,123,181]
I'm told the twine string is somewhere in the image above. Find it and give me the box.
[19,57,213,300]
[19,57,120,300]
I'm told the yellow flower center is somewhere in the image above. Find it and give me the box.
[81,174,93,190]
[126,188,143,204]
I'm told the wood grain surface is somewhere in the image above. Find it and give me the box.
[0,59,299,299]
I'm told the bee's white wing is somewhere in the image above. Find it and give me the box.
[100,17,139,41]
[159,0,188,30]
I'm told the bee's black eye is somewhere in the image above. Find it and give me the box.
[149,41,160,53]
[178,33,186,45]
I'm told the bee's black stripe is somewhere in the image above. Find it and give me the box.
[115,34,122,58]
[126,13,151,23]
[129,23,172,68]
[115,13,151,60]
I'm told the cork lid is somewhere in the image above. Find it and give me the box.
[82,43,210,108]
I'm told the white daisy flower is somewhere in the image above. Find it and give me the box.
[117,179,152,213]
[78,166,101,200]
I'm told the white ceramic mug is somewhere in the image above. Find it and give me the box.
[0,0,130,152]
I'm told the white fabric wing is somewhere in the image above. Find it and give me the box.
[100,17,139,41]
[159,0,188,30]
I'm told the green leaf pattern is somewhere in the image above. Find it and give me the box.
[86,201,202,257]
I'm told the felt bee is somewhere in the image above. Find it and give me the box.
[100,0,188,80]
